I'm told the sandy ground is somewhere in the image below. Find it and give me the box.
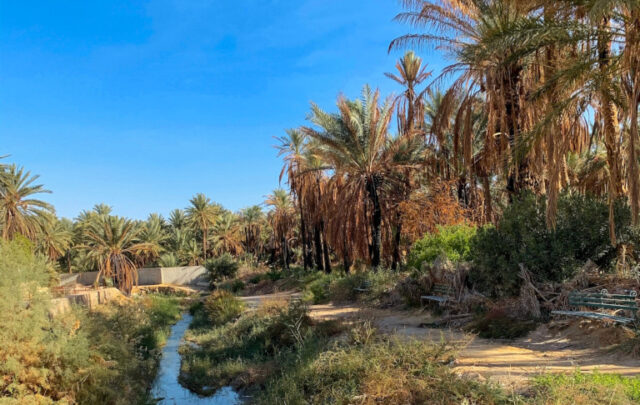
[240,292,640,389]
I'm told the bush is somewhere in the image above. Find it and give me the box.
[204,290,245,326]
[470,192,637,297]
[408,224,476,269]
[0,238,183,404]
[205,253,239,285]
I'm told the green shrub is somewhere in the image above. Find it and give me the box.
[466,308,538,339]
[205,253,239,285]
[408,224,476,269]
[470,192,637,297]
[204,290,245,326]
[249,274,265,284]
[180,300,316,394]
[0,237,183,404]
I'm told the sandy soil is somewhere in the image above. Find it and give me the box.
[240,292,640,389]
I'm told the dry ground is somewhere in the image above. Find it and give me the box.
[239,292,640,389]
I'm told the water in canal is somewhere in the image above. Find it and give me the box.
[151,313,241,405]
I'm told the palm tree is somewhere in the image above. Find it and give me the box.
[0,164,53,240]
[186,193,220,260]
[138,213,168,266]
[303,86,400,269]
[276,129,316,269]
[81,215,154,294]
[385,50,431,135]
[239,205,264,258]
[211,211,243,255]
[37,214,72,262]
[265,189,295,269]
[169,208,188,230]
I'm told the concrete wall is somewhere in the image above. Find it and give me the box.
[49,287,123,316]
[67,266,207,287]
[157,266,208,286]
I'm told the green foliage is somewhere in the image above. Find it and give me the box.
[0,238,183,404]
[300,270,399,305]
[76,295,182,404]
[466,308,538,339]
[531,371,640,404]
[470,193,637,297]
[204,290,245,326]
[408,224,476,268]
[180,300,316,395]
[258,337,510,405]
[0,239,90,404]
[205,253,239,285]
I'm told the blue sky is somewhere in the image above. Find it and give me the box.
[0,0,443,220]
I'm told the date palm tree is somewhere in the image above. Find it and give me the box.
[81,215,154,294]
[303,86,398,269]
[265,189,295,269]
[186,193,220,260]
[211,211,243,255]
[0,164,53,240]
[138,213,168,266]
[37,214,72,261]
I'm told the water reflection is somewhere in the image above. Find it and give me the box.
[151,313,241,405]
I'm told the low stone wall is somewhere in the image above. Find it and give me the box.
[67,266,207,287]
[49,287,123,316]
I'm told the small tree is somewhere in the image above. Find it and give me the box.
[205,253,239,287]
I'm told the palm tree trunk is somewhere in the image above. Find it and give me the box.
[299,202,310,270]
[282,235,289,270]
[599,16,623,245]
[391,211,402,271]
[203,228,208,260]
[482,176,493,223]
[367,178,382,270]
[314,224,324,271]
[321,222,331,273]
[343,225,351,273]
[630,93,639,225]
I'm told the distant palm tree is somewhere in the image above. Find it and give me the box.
[186,194,220,260]
[82,215,154,294]
[37,214,72,261]
[211,211,243,255]
[138,213,168,266]
[239,205,264,257]
[265,189,295,269]
[0,164,53,240]
[169,208,188,230]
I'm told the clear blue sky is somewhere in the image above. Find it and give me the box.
[0,0,443,220]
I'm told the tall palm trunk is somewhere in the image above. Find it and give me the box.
[322,223,332,273]
[202,228,208,260]
[391,211,402,271]
[367,177,382,269]
[314,224,324,271]
[627,13,640,225]
[482,176,493,223]
[299,201,311,270]
[599,16,623,245]
[629,89,639,225]
[281,235,289,270]
[342,225,351,273]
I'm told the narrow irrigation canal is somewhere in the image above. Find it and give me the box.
[151,313,241,405]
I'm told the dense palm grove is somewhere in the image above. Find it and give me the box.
[6,0,640,295]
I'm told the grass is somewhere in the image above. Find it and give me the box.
[75,294,184,404]
[529,371,640,404]
[179,296,515,404]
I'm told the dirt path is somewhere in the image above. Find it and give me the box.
[240,291,640,388]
